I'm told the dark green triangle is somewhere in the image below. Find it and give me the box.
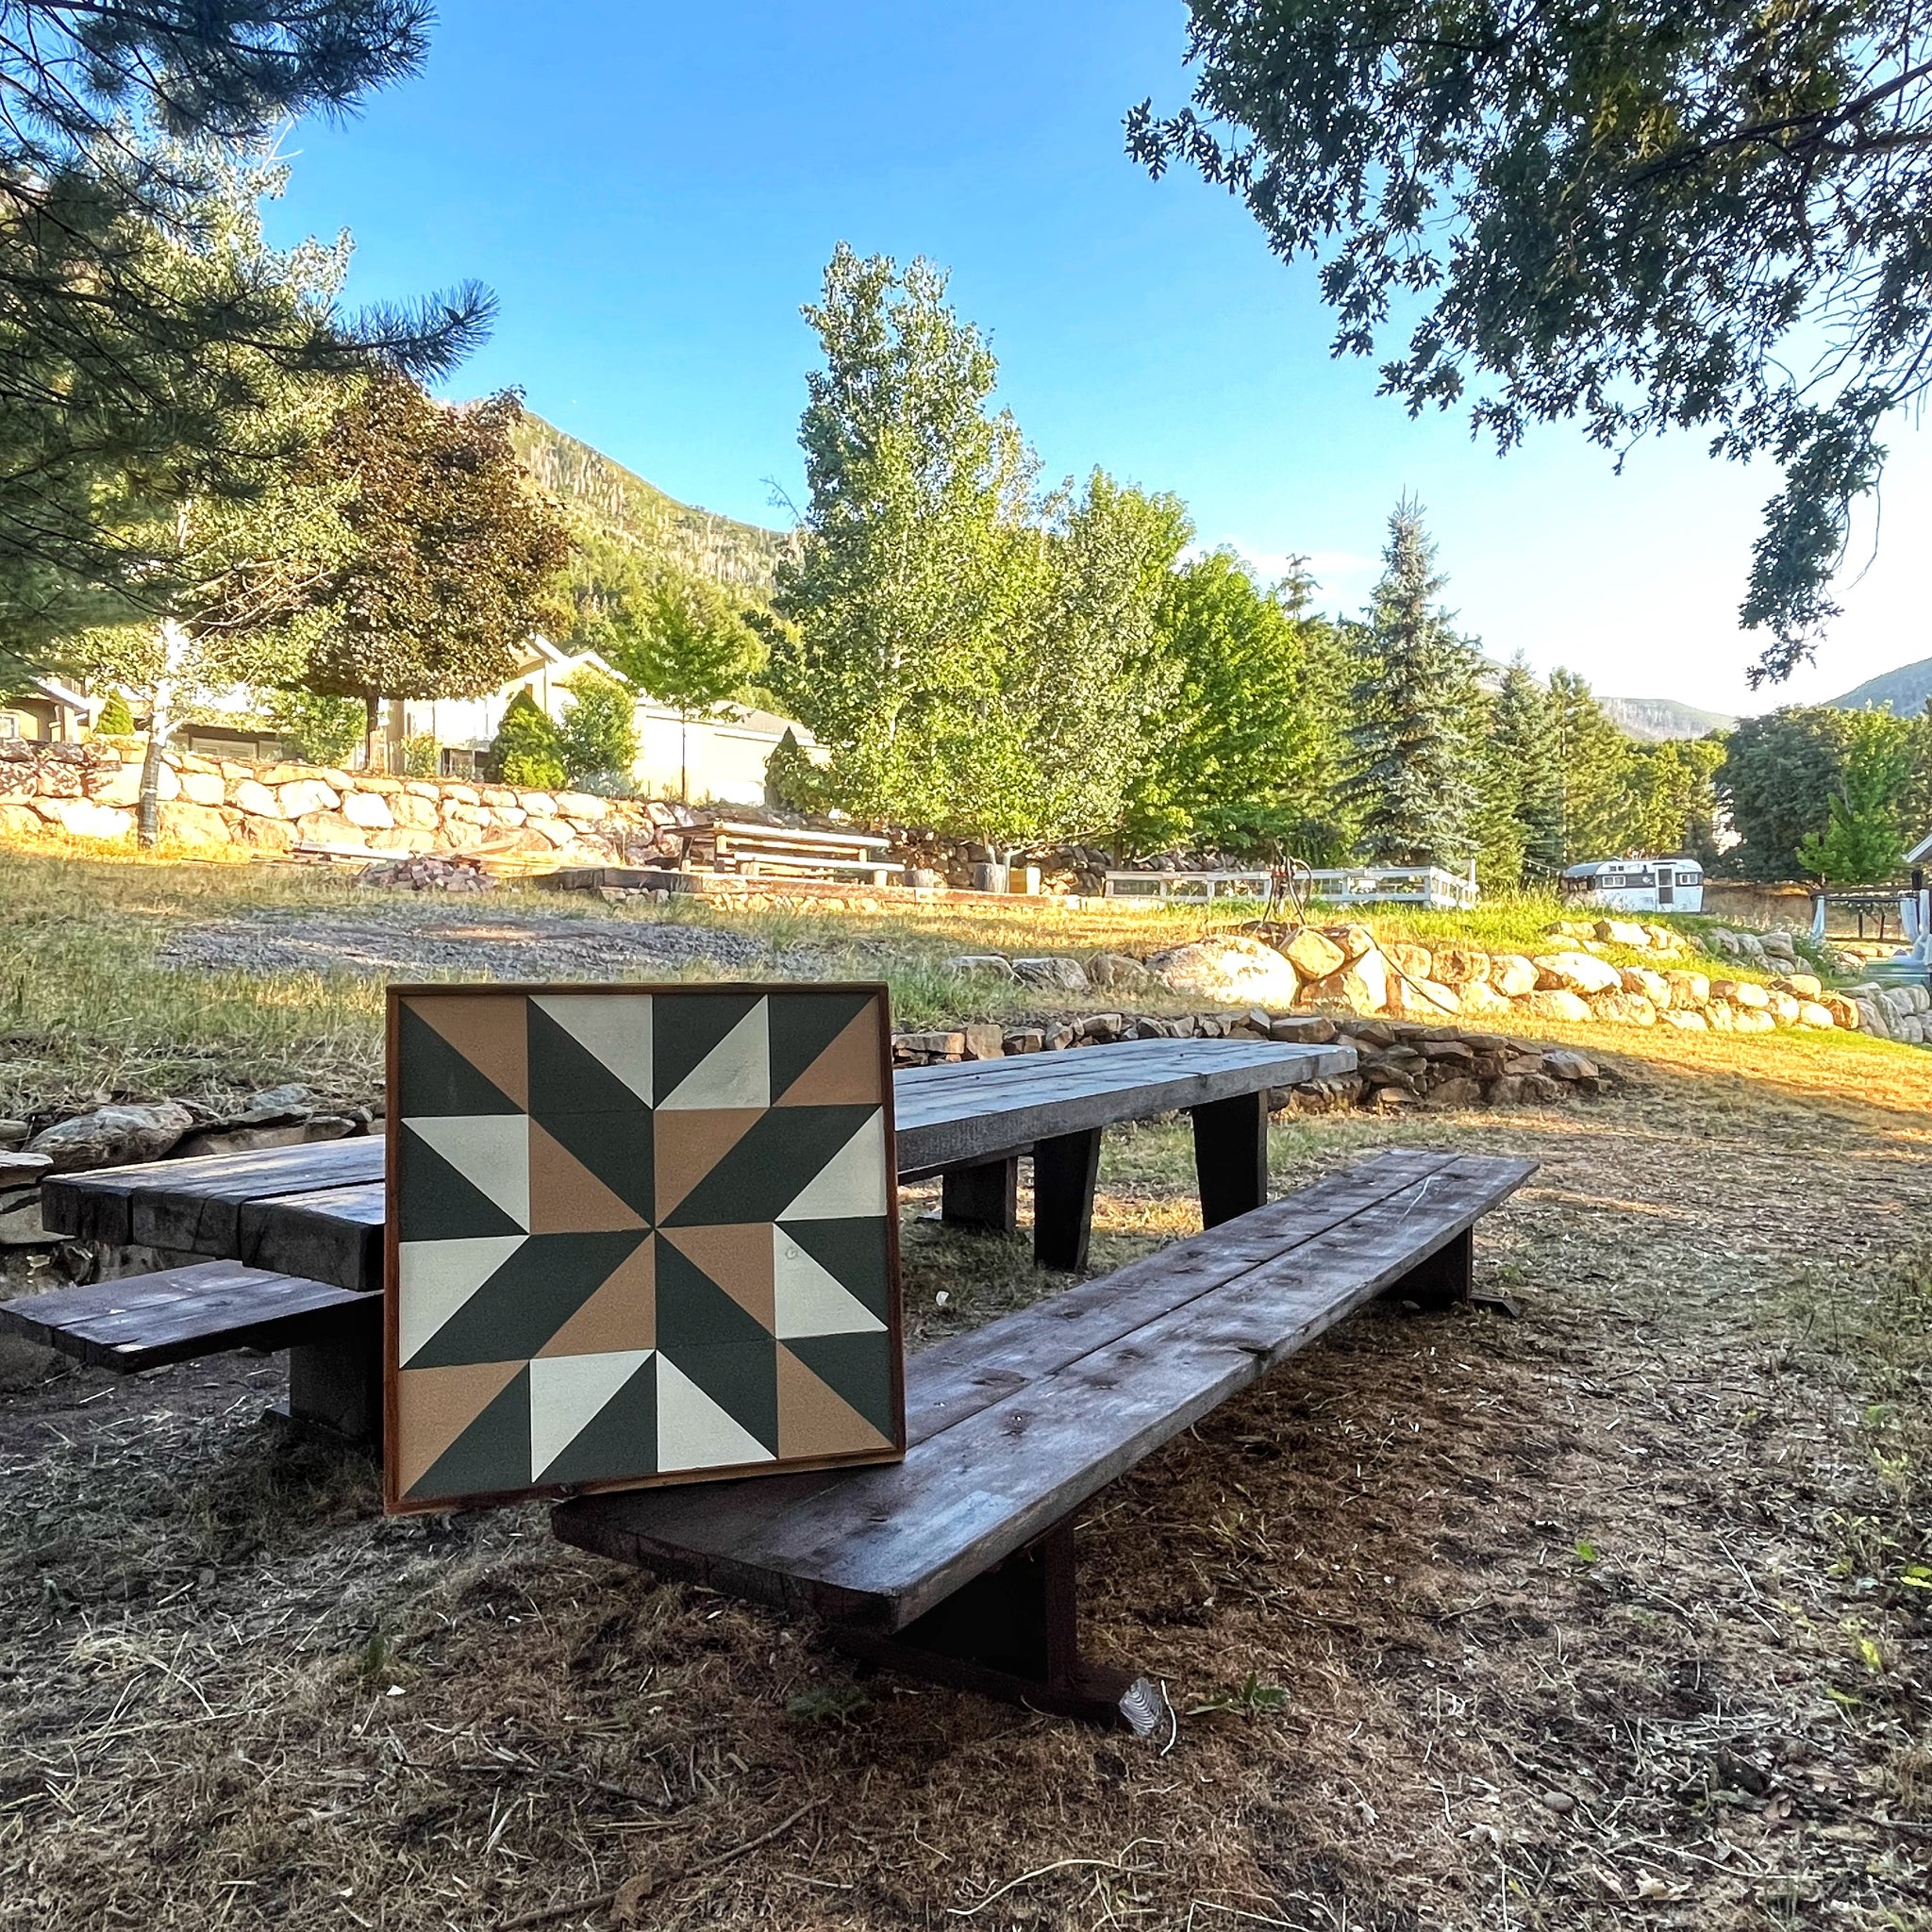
[399,1126,525,1242]
[651,991,763,1104]
[407,1366,531,1504]
[776,1216,891,1322]
[398,1004,523,1117]
[662,1106,877,1227]
[407,1232,647,1369]
[536,1357,658,1487]
[656,1240,772,1354]
[782,1333,895,1441]
[768,990,876,1101]
[525,1003,656,1220]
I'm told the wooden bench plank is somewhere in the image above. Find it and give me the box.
[553,1152,1533,1627]
[0,1261,374,1372]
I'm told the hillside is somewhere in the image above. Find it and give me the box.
[1829,657,1932,714]
[1598,694,1736,741]
[511,411,793,596]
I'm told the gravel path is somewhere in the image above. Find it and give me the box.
[158,907,817,981]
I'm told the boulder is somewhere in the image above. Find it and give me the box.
[554,792,608,820]
[88,764,146,807]
[1713,978,1771,1010]
[1822,992,1862,1031]
[1488,1073,1560,1107]
[1328,924,1378,964]
[26,1100,193,1173]
[178,771,226,807]
[1002,1028,1045,1055]
[1385,941,1433,982]
[1595,918,1651,948]
[0,1151,53,1187]
[0,1120,27,1148]
[945,955,1018,981]
[231,778,283,818]
[1012,956,1091,992]
[1766,991,1801,1026]
[1304,947,1390,1015]
[0,803,47,838]
[1147,937,1296,1008]
[158,801,232,846]
[1269,1015,1339,1044]
[293,811,363,847]
[519,791,558,817]
[441,783,481,807]
[1387,975,1461,1019]
[232,813,297,854]
[1542,1049,1599,1082]
[960,1023,1006,1061]
[1089,953,1153,990]
[1454,982,1514,1017]
[173,1118,355,1160]
[1427,943,1490,987]
[1796,1001,1837,1030]
[277,778,340,818]
[1532,951,1624,996]
[1773,973,1824,1000]
[1429,1076,1484,1108]
[391,792,441,829]
[340,790,396,831]
[1664,1009,1709,1030]
[1733,1008,1777,1034]
[1516,989,1591,1024]
[1592,991,1658,1026]
[1490,953,1541,999]
[1620,966,1672,1008]
[39,797,133,840]
[1279,926,1347,982]
[1665,971,1710,1008]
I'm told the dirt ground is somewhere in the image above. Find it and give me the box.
[2,1051,1930,1929]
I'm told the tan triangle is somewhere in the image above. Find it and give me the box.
[526,1120,649,1234]
[408,993,528,1109]
[394,1357,525,1498]
[654,1108,761,1221]
[661,1223,774,1329]
[776,1344,893,1460]
[539,1236,656,1357]
[776,1005,883,1108]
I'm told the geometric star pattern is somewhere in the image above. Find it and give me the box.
[383,983,905,1513]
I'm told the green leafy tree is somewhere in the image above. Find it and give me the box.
[773,243,1039,839]
[1121,550,1346,858]
[0,7,488,683]
[490,689,565,789]
[1343,501,1483,868]
[301,376,572,765]
[1129,3,1932,679]
[1796,709,1913,882]
[1719,707,1857,876]
[1626,736,1727,860]
[265,688,365,766]
[558,672,639,785]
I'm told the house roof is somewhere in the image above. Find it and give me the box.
[1561,858,1703,877]
[1907,831,1932,867]
[30,676,104,719]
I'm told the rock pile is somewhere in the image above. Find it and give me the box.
[0,741,697,865]
[1840,980,1932,1043]
[359,853,497,892]
[892,1008,1602,1113]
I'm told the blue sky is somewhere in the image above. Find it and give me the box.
[269,0,1929,717]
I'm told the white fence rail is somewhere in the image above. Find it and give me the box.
[1102,865,1480,909]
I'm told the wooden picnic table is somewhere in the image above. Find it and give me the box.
[40,1039,1357,1290]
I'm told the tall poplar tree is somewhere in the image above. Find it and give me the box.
[1343,501,1482,868]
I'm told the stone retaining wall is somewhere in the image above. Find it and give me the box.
[0,741,696,863]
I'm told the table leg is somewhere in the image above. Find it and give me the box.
[1191,1091,1269,1226]
[941,1157,1020,1234]
[284,1296,383,1446]
[1385,1227,1472,1309]
[1032,1128,1101,1271]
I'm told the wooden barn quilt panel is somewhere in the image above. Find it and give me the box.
[384,983,904,1512]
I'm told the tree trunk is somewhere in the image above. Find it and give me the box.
[137,617,188,851]
[364,692,384,774]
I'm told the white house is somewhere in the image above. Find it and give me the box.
[390,636,816,808]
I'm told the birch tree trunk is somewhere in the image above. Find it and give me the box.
[137,619,190,851]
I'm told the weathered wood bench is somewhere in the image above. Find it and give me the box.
[688,819,897,883]
[0,1259,381,1439]
[553,1145,1535,1726]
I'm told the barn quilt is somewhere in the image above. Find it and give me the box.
[384,984,903,1512]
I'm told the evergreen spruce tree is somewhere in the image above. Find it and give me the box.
[1547,669,1638,860]
[1486,655,1563,879]
[491,690,566,789]
[1343,501,1482,868]
[93,691,135,736]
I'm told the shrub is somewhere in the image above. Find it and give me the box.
[94,691,135,735]
[266,689,366,767]
[400,734,441,778]
[490,689,566,788]
[558,672,638,783]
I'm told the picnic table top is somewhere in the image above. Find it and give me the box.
[40,1038,1354,1293]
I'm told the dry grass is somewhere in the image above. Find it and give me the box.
[3,1043,1930,1928]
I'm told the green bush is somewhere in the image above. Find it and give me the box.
[400,734,441,778]
[490,689,566,789]
[94,691,135,735]
[558,672,638,783]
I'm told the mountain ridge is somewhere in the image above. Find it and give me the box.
[1828,657,1932,715]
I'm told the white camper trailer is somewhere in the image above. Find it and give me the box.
[1561,858,1706,913]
